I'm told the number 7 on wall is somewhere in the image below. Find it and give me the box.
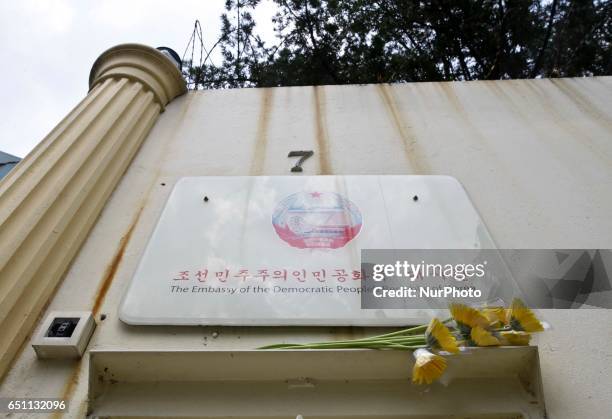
[288,150,314,173]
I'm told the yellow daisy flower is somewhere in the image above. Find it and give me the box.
[449,303,490,335]
[500,330,531,346]
[412,349,447,385]
[481,306,508,327]
[470,325,501,346]
[509,299,544,332]
[425,318,459,353]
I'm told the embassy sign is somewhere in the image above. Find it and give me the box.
[120,175,498,326]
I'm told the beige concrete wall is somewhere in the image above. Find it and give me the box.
[0,53,610,417]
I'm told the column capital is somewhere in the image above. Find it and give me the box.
[89,43,187,109]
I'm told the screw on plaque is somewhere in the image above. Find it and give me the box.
[288,150,314,173]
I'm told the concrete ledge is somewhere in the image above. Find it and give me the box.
[89,348,546,418]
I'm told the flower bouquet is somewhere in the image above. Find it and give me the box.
[259,298,545,385]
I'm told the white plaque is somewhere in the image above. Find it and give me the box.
[120,176,495,326]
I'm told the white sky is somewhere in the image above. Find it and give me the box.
[0,0,277,157]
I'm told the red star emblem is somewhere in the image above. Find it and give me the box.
[310,192,322,198]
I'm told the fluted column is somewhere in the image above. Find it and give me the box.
[0,44,186,379]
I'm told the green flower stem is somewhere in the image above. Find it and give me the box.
[259,336,427,350]
[272,325,430,348]
[308,337,426,347]
[349,317,453,342]
[259,334,427,350]
[282,335,427,347]
[266,341,427,350]
[354,325,428,341]
[258,318,453,351]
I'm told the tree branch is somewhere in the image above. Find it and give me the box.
[531,0,558,77]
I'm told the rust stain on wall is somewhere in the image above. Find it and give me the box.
[487,81,609,166]
[313,86,332,174]
[438,82,499,149]
[485,81,584,171]
[91,204,144,315]
[250,88,274,175]
[549,79,611,130]
[521,80,612,167]
[440,81,520,159]
[51,202,146,417]
[49,93,169,417]
[485,81,543,125]
[51,358,83,419]
[439,82,466,115]
[376,84,428,174]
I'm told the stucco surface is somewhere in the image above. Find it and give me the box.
[1,77,611,418]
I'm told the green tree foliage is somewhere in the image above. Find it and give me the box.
[183,0,611,89]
